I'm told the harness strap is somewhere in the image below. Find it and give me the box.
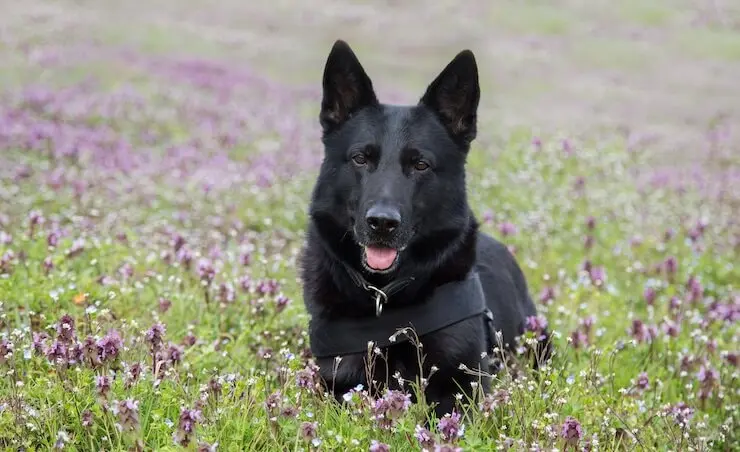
[309,271,493,358]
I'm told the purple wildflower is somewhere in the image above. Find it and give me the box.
[371,390,412,430]
[239,275,252,292]
[112,398,140,432]
[560,416,582,449]
[661,319,681,338]
[722,351,738,367]
[634,372,650,392]
[125,362,143,389]
[579,316,594,333]
[415,425,436,450]
[696,365,719,401]
[437,410,464,442]
[118,262,134,280]
[0,250,15,274]
[585,216,596,230]
[28,210,44,236]
[81,409,94,429]
[177,248,193,269]
[570,329,588,349]
[96,375,112,399]
[369,440,390,452]
[299,421,318,442]
[158,298,172,313]
[498,221,517,237]
[173,407,202,447]
[686,276,703,304]
[145,322,166,354]
[47,231,59,248]
[68,342,83,365]
[384,389,412,418]
[525,315,549,340]
[531,136,542,150]
[218,282,235,304]
[97,329,123,364]
[538,286,556,305]
[643,287,656,306]
[434,446,463,452]
[46,340,68,366]
[54,430,69,450]
[207,377,222,398]
[197,258,215,284]
[43,256,54,273]
[166,343,184,367]
[669,296,682,313]
[81,335,101,368]
[275,294,290,313]
[589,266,606,286]
[66,238,86,259]
[56,314,76,343]
[197,441,219,452]
[0,339,13,366]
[280,405,299,419]
[257,346,273,360]
[264,391,282,417]
[629,319,656,344]
[171,233,186,253]
[663,402,694,428]
[296,365,317,391]
[181,332,197,347]
[663,256,678,278]
[562,138,573,155]
[256,278,279,295]
[239,251,251,266]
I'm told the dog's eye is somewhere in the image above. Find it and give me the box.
[414,161,430,171]
[351,154,367,166]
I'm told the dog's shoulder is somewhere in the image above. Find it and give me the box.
[475,231,514,267]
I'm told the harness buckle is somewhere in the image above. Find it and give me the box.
[366,285,388,317]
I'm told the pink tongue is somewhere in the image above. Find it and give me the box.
[365,246,398,270]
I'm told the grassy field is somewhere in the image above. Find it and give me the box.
[1,1,739,450]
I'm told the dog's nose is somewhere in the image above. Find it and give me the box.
[366,205,401,235]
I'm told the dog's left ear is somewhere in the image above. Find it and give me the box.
[419,49,480,147]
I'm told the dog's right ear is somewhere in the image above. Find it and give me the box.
[320,40,378,135]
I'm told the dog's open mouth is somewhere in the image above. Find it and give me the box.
[363,246,398,271]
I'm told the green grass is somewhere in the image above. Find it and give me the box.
[674,28,740,62]
[0,3,739,450]
[615,1,679,27]
[1,119,738,450]
[488,2,577,36]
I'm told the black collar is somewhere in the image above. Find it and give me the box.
[309,270,492,358]
[342,264,416,316]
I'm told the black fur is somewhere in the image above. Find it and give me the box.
[300,40,551,418]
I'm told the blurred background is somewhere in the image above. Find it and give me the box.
[2,0,739,173]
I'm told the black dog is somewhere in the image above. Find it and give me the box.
[300,40,551,418]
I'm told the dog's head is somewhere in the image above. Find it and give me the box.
[309,40,480,274]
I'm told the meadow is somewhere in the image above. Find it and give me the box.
[0,1,738,450]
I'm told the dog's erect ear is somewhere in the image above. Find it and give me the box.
[320,40,378,134]
[419,49,480,146]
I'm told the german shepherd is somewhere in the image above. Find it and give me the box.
[300,40,551,418]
